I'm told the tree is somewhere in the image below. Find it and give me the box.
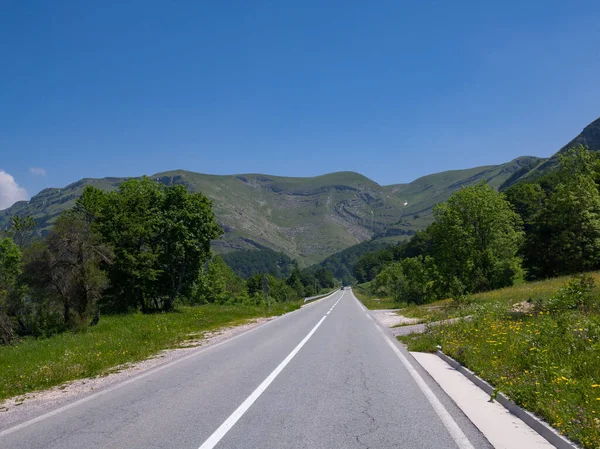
[557,145,600,179]
[0,238,22,343]
[194,255,249,304]
[372,262,403,301]
[23,213,113,329]
[430,182,524,296]
[77,178,222,312]
[530,175,600,277]
[8,215,37,248]
[371,256,437,304]
[516,146,600,279]
[314,267,335,290]
[286,267,305,297]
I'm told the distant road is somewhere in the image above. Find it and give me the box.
[0,290,491,449]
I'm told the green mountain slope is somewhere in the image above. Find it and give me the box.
[377,156,544,233]
[0,161,537,265]
[521,117,600,180]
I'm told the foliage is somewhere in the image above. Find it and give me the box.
[2,215,37,248]
[0,302,301,401]
[0,238,22,344]
[531,175,600,277]
[371,256,437,304]
[77,177,222,313]
[246,273,298,303]
[221,248,295,279]
[507,146,600,279]
[286,267,305,297]
[315,240,391,285]
[400,274,600,449]
[22,213,113,330]
[545,275,598,313]
[353,231,433,283]
[353,285,399,310]
[430,182,524,296]
[193,255,249,304]
[0,155,548,267]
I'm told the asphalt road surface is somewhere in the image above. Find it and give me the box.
[0,290,492,449]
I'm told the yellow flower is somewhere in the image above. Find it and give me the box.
[592,384,600,388]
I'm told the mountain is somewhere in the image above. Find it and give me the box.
[517,117,600,182]
[0,159,540,265]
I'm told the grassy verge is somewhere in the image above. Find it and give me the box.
[353,290,398,309]
[353,282,399,309]
[399,274,600,449]
[0,302,301,402]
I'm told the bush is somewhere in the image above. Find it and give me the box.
[545,275,597,313]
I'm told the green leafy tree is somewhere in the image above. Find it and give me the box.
[23,213,113,329]
[557,144,600,179]
[0,238,22,343]
[265,275,296,302]
[8,215,37,248]
[286,267,305,297]
[372,262,403,300]
[314,267,335,290]
[530,174,600,277]
[372,256,437,304]
[77,178,221,312]
[194,255,249,304]
[516,146,600,278]
[430,182,524,296]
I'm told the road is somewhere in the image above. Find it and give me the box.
[0,290,492,449]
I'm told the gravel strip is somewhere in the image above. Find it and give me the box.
[370,309,421,328]
[391,316,471,337]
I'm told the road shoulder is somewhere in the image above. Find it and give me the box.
[410,352,555,449]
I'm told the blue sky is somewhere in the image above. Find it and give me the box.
[1,0,599,208]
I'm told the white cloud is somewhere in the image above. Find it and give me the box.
[30,167,46,176]
[0,170,29,210]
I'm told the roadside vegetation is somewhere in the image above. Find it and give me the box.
[0,177,336,400]
[352,146,600,448]
[399,274,600,449]
[355,145,600,307]
[353,283,398,309]
[0,302,300,401]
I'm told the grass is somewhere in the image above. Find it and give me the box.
[353,284,399,310]
[398,273,600,449]
[0,302,301,402]
[400,273,600,323]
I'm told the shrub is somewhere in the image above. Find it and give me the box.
[545,275,597,313]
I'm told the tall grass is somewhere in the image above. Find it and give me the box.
[0,302,300,401]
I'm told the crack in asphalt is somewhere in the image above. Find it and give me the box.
[339,354,381,449]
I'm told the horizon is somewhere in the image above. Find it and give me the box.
[2,1,600,209]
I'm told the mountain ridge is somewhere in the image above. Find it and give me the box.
[3,116,599,265]
[0,160,540,265]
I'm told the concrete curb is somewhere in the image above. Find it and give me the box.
[435,350,581,449]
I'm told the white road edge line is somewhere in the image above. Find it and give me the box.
[0,291,343,438]
[198,314,330,449]
[354,295,475,449]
